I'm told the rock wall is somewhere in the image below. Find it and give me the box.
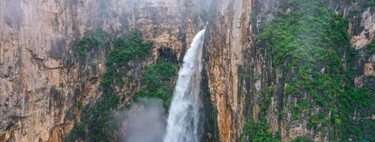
[0,0,373,141]
[204,0,374,141]
[204,0,253,141]
[0,0,203,141]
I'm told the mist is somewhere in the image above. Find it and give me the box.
[120,98,167,142]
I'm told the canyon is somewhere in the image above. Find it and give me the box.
[0,0,374,142]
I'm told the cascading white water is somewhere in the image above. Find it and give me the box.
[163,28,206,142]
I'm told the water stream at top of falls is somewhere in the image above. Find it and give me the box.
[163,28,206,142]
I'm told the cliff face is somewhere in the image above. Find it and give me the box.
[204,0,253,141]
[0,1,85,141]
[0,0,374,142]
[0,0,202,141]
[205,0,374,141]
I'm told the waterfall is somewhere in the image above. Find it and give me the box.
[163,28,206,142]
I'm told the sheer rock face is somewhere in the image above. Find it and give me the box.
[204,0,253,141]
[0,0,200,141]
[0,0,373,142]
[205,0,374,142]
[350,6,375,49]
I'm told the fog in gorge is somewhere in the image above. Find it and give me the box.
[120,98,167,142]
[121,27,206,142]
[0,0,373,142]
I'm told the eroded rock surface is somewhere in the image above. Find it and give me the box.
[0,0,374,142]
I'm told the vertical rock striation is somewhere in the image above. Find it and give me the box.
[0,0,202,141]
[0,0,373,141]
[204,0,374,141]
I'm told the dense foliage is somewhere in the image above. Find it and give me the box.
[86,31,152,142]
[366,41,375,54]
[69,30,153,141]
[135,60,178,107]
[256,0,374,141]
[76,29,109,58]
[241,120,280,142]
[68,29,180,141]
[291,136,313,142]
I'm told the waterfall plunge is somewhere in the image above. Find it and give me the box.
[163,28,206,142]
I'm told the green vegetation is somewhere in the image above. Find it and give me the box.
[135,60,178,107]
[68,124,85,141]
[76,29,109,58]
[85,30,151,142]
[257,0,374,141]
[365,41,375,54]
[349,1,375,16]
[291,136,313,142]
[68,30,152,141]
[68,29,180,141]
[241,119,280,142]
[365,2,375,8]
[103,31,152,89]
